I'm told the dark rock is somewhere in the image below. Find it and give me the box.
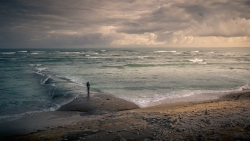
[196,134,206,141]
[244,125,250,130]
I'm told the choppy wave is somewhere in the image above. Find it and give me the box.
[191,51,199,53]
[189,58,203,62]
[102,65,124,69]
[208,52,214,54]
[154,51,176,53]
[31,52,39,55]
[125,64,158,67]
[34,67,47,76]
[17,51,27,53]
[229,67,250,71]
[29,64,42,67]
[41,76,51,84]
[86,56,109,59]
[31,51,45,53]
[59,52,82,55]
[137,56,150,59]
[0,52,16,54]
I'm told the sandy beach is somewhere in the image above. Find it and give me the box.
[1,91,250,141]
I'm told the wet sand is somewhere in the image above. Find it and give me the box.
[1,91,250,141]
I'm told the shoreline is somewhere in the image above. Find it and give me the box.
[1,90,250,140]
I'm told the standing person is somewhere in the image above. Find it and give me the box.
[86,81,90,96]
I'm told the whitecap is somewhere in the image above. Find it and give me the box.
[87,56,112,59]
[238,84,250,91]
[31,53,39,55]
[31,51,45,53]
[154,51,176,53]
[59,52,81,55]
[18,51,27,53]
[29,64,42,67]
[191,51,199,53]
[41,76,51,84]
[189,58,203,63]
[155,51,167,53]
[1,52,16,54]
[137,56,149,59]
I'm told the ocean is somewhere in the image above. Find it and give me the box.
[0,47,249,123]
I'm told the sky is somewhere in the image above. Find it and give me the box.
[0,0,250,48]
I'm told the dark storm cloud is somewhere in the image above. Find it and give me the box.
[245,0,250,6]
[0,0,114,47]
[0,0,250,48]
[46,33,115,46]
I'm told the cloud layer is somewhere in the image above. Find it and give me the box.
[0,0,250,48]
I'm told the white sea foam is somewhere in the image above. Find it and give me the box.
[126,89,233,107]
[31,51,45,53]
[155,51,166,53]
[192,51,199,53]
[87,56,109,59]
[41,76,51,84]
[31,53,39,55]
[29,64,42,67]
[59,52,82,54]
[36,67,46,72]
[18,51,27,53]
[238,84,250,91]
[1,52,16,54]
[189,58,203,62]
[137,56,149,59]
[154,51,176,53]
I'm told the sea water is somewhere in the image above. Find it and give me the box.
[0,47,250,122]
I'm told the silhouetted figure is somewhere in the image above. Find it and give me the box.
[86,81,90,96]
